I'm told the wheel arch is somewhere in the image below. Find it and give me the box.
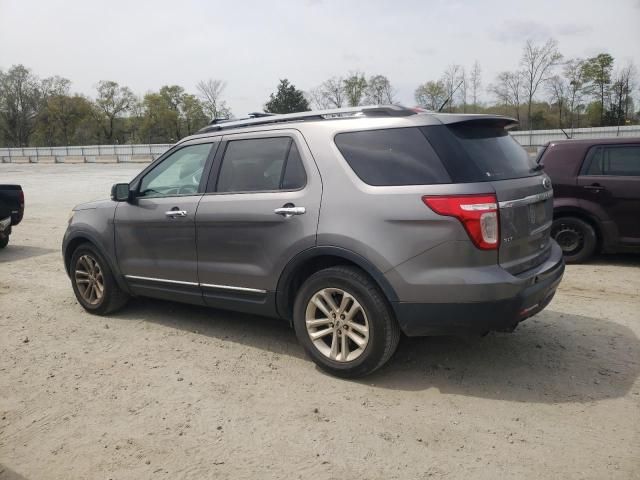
[63,231,131,294]
[275,246,399,321]
[553,206,604,251]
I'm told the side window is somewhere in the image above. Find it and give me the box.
[582,146,640,176]
[334,128,451,186]
[216,137,307,193]
[602,146,640,176]
[139,143,212,197]
[281,142,307,190]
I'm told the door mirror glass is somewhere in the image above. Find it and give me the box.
[111,183,131,202]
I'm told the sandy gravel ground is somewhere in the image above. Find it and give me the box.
[1,164,639,480]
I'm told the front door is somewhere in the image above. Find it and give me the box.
[577,144,640,244]
[115,140,217,304]
[195,130,322,315]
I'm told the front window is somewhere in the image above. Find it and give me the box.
[139,143,212,197]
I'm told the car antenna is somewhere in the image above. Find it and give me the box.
[560,127,571,139]
[438,80,464,112]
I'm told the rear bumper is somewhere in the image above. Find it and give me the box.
[391,241,565,336]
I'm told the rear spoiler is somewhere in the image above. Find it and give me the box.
[431,114,519,130]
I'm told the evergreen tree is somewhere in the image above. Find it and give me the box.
[265,79,310,114]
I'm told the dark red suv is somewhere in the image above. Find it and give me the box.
[539,137,640,262]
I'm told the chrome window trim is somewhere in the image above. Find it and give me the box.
[124,275,266,294]
[498,190,553,209]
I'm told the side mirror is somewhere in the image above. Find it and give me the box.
[111,183,133,202]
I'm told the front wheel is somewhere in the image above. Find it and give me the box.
[551,216,597,263]
[293,266,400,378]
[70,244,129,314]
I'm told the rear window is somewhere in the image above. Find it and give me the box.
[334,123,537,186]
[421,123,537,182]
[334,128,451,186]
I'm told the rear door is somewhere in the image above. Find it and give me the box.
[195,129,321,313]
[577,144,640,243]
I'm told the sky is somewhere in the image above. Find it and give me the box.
[1,0,639,116]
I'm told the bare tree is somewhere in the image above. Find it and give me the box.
[563,58,586,130]
[460,67,468,113]
[307,86,333,110]
[611,62,637,127]
[470,61,482,112]
[521,38,562,130]
[441,64,463,112]
[196,79,231,120]
[489,71,524,121]
[364,75,395,105]
[547,75,568,128]
[321,77,346,108]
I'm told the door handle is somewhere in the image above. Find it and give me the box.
[583,184,604,192]
[274,206,306,218]
[165,209,187,218]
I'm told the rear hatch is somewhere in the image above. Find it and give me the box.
[423,119,553,275]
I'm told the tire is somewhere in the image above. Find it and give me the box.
[551,216,597,263]
[0,236,8,249]
[70,243,129,315]
[293,266,400,378]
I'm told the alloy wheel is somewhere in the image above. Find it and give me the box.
[74,254,105,305]
[305,288,370,362]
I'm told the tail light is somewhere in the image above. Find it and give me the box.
[422,194,499,250]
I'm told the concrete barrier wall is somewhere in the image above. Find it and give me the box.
[511,125,640,147]
[0,144,172,164]
[2,126,639,163]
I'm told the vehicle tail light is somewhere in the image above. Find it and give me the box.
[422,194,499,250]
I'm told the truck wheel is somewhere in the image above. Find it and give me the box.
[551,216,597,263]
[0,236,8,249]
[293,266,400,378]
[70,243,129,315]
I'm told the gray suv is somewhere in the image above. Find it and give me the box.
[63,106,565,377]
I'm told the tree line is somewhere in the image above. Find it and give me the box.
[411,40,637,132]
[0,37,637,147]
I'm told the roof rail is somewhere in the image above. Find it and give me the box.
[196,105,417,134]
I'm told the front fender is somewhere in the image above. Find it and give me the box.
[62,211,130,294]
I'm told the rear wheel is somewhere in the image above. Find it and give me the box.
[70,244,129,314]
[293,266,400,378]
[551,216,597,263]
[0,236,8,249]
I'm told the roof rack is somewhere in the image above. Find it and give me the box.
[196,105,417,134]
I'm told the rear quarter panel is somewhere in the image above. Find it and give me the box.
[300,121,498,274]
